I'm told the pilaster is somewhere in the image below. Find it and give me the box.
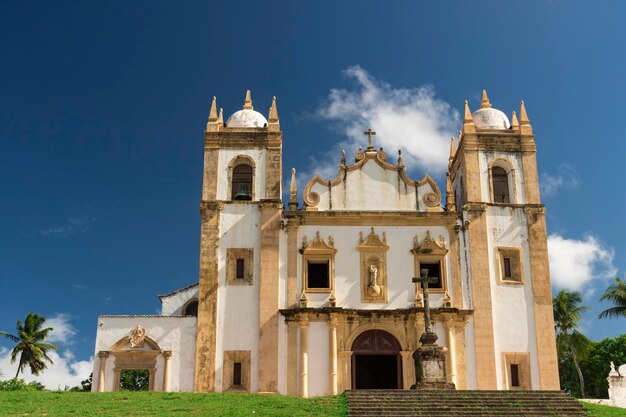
[194,201,223,392]
[286,219,300,307]
[299,317,309,398]
[525,206,560,389]
[286,320,298,396]
[465,202,497,389]
[258,201,282,392]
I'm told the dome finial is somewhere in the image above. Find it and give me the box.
[243,90,253,110]
[480,90,492,109]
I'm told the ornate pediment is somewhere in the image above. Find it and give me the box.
[412,231,448,255]
[358,227,389,252]
[300,231,336,254]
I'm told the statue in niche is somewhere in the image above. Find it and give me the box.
[367,264,382,296]
[129,325,146,348]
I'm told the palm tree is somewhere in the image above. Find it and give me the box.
[599,277,626,319]
[0,313,59,378]
[553,290,591,398]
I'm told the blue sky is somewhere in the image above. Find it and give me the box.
[1,1,625,386]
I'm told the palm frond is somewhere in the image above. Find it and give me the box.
[0,331,19,342]
[598,306,626,319]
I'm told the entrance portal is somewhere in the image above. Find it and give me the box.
[351,330,402,389]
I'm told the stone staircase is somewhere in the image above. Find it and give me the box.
[345,390,588,417]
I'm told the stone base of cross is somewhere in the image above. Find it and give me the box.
[410,268,455,390]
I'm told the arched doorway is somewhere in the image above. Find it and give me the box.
[351,330,402,389]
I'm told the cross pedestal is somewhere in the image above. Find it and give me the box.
[410,268,455,390]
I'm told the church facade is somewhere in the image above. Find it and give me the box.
[91,90,560,395]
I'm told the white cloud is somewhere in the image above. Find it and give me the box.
[548,234,617,291]
[32,216,96,237]
[0,347,92,389]
[45,313,77,345]
[541,164,579,197]
[307,66,458,181]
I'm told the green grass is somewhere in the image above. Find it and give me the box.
[0,391,348,417]
[581,401,626,417]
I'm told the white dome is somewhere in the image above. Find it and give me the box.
[226,109,268,128]
[472,107,510,129]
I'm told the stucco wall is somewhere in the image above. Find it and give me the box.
[92,316,196,392]
[485,206,539,389]
[216,203,261,392]
[297,225,451,309]
[161,286,198,316]
[309,159,439,211]
[478,151,526,204]
[216,149,267,200]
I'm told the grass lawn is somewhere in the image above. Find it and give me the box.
[581,402,626,417]
[0,391,347,417]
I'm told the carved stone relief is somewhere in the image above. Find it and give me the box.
[358,227,389,303]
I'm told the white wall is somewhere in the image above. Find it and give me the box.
[309,158,440,211]
[478,151,526,204]
[216,149,266,200]
[486,206,539,389]
[92,316,197,392]
[161,286,198,316]
[307,321,330,396]
[216,203,261,392]
[297,225,451,310]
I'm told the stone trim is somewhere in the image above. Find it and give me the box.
[358,228,389,303]
[300,231,336,294]
[302,149,441,210]
[412,231,449,296]
[227,155,256,201]
[222,350,251,393]
[496,247,524,285]
[502,352,531,390]
[488,158,517,204]
[226,248,254,286]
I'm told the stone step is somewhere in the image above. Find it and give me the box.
[345,390,587,417]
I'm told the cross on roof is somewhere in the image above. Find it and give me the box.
[363,128,376,151]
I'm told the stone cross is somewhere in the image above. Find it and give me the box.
[413,268,439,345]
[363,128,376,151]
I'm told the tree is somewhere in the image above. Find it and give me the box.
[599,277,626,319]
[0,313,59,378]
[119,369,150,391]
[553,290,591,398]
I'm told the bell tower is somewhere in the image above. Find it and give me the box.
[194,91,283,392]
[448,91,559,390]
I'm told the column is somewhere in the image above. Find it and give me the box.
[299,318,309,398]
[444,320,457,385]
[97,351,109,392]
[400,351,414,389]
[162,351,172,392]
[286,321,298,396]
[328,316,338,395]
[338,351,352,392]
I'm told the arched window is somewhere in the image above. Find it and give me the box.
[182,299,198,316]
[492,166,510,203]
[231,163,253,201]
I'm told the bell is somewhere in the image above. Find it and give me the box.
[234,183,252,201]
